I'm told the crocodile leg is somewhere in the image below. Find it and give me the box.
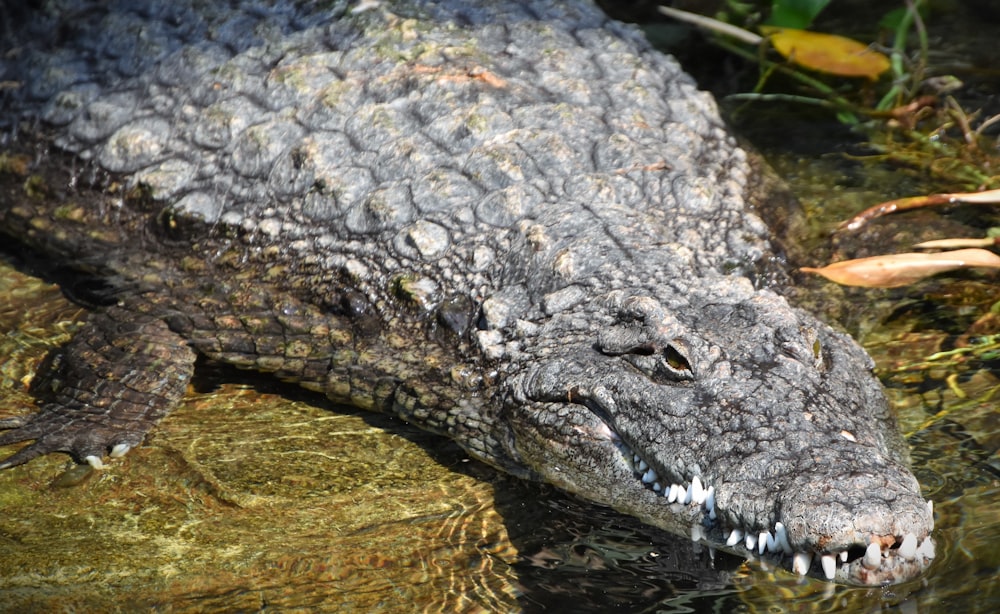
[0,305,196,469]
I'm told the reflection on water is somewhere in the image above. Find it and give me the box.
[502,488,742,612]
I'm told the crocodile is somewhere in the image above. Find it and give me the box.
[0,0,933,585]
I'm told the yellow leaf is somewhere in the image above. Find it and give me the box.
[761,26,890,80]
[800,249,1000,288]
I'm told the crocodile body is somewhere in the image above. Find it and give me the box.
[0,0,933,584]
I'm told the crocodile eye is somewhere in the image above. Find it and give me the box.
[812,338,823,366]
[612,342,694,384]
[664,344,692,373]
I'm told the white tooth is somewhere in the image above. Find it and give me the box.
[821,554,836,580]
[642,468,658,484]
[862,543,882,570]
[653,482,662,492]
[899,533,918,561]
[758,531,768,555]
[839,550,848,562]
[691,523,705,542]
[705,486,716,520]
[917,538,936,560]
[792,551,812,576]
[745,533,757,552]
[681,483,693,505]
[726,528,744,547]
[766,531,777,553]
[637,459,649,472]
[690,476,705,505]
[85,455,104,470]
[774,522,792,555]
[633,454,641,464]
[667,483,679,503]
[109,443,131,458]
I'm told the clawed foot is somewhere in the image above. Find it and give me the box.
[0,407,141,469]
[0,307,198,471]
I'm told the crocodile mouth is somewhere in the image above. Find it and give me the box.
[509,361,934,585]
[610,437,936,585]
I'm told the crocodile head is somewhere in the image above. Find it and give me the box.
[500,277,934,585]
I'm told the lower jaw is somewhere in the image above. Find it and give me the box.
[614,440,935,584]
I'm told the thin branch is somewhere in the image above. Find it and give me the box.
[656,5,763,45]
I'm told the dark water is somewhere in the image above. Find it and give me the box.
[1,2,999,612]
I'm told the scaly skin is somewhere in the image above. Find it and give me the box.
[0,0,933,584]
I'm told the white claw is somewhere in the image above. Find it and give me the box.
[792,551,813,576]
[109,443,131,458]
[85,455,104,470]
[821,553,837,580]
[690,476,705,505]
[758,531,768,555]
[745,532,757,552]
[774,522,792,555]
[862,543,882,570]
[899,533,918,561]
[726,528,744,547]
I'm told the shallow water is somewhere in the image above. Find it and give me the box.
[2,3,1000,613]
